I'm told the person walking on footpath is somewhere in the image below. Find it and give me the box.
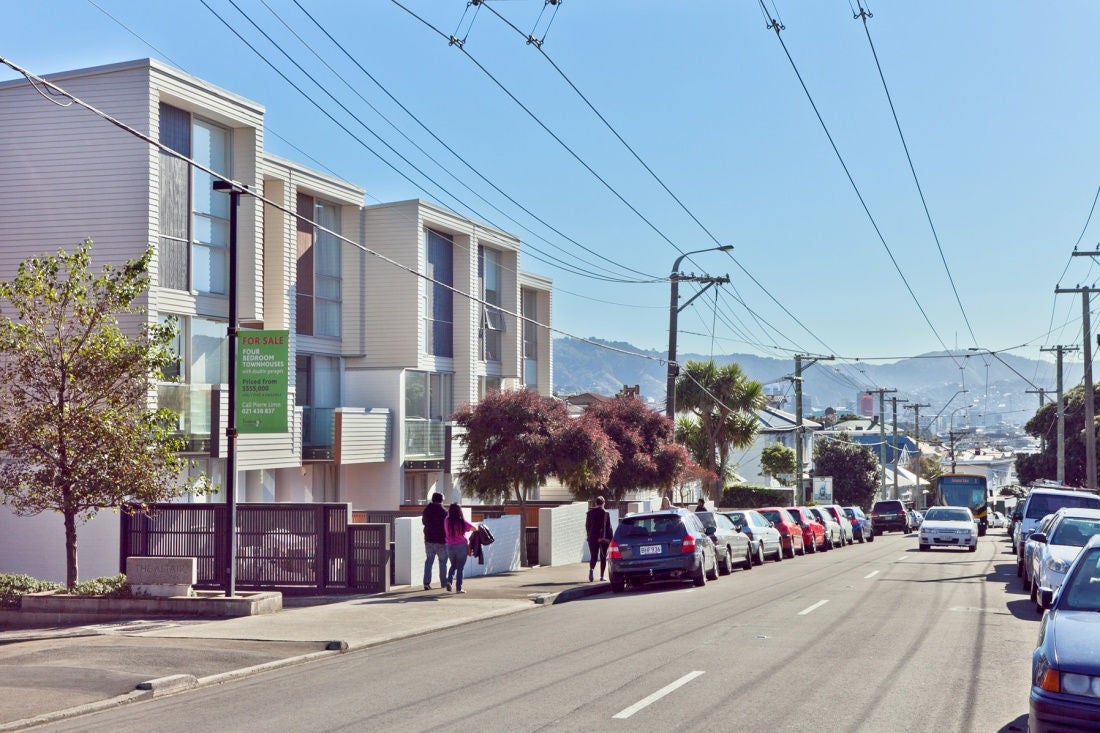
[695,498,707,512]
[443,502,478,593]
[586,496,614,582]
[422,492,448,591]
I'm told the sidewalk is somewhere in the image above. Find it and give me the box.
[0,562,609,730]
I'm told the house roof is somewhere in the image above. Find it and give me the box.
[754,406,822,432]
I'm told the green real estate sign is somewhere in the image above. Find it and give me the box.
[236,330,290,434]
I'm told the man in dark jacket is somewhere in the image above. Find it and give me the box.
[422,492,448,590]
[586,496,614,582]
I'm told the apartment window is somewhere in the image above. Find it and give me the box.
[405,371,453,421]
[156,315,227,439]
[424,230,453,357]
[157,104,231,294]
[296,354,341,451]
[296,194,342,338]
[404,473,431,505]
[478,376,502,400]
[522,288,539,388]
[479,246,504,363]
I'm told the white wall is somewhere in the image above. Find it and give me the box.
[538,502,588,566]
[393,513,520,585]
[0,506,121,583]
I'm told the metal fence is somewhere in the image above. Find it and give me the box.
[120,503,390,594]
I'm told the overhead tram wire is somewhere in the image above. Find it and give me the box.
[853,1,979,348]
[211,0,655,286]
[0,56,687,384]
[281,0,658,282]
[758,1,965,376]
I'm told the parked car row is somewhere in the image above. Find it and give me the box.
[606,503,877,594]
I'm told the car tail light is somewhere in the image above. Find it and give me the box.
[850,517,859,526]
[682,534,696,554]
[608,541,621,560]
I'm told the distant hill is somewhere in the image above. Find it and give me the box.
[552,337,1083,425]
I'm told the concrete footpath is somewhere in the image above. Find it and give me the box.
[0,562,610,730]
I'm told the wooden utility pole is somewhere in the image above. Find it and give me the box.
[1057,266,1100,490]
[891,396,908,501]
[1026,388,1050,453]
[866,388,897,499]
[793,354,834,504]
[1041,345,1078,485]
[905,402,930,507]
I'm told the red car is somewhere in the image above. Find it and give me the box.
[785,507,827,553]
[758,507,806,558]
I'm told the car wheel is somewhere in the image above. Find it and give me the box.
[719,547,733,576]
[753,544,765,566]
[1029,576,1039,602]
[743,546,754,570]
[610,574,625,593]
[796,538,806,556]
[1010,541,1017,556]
[693,557,707,587]
[706,551,720,581]
[824,535,833,551]
[868,532,875,543]
[784,541,795,559]
[806,537,816,554]
[919,543,930,551]
[968,544,977,553]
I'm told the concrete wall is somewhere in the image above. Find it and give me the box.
[393,513,521,586]
[538,502,587,566]
[0,506,121,583]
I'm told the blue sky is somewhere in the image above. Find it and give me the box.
[3,1,1099,387]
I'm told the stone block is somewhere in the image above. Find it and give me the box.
[126,556,196,598]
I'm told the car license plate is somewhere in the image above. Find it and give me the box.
[639,545,662,556]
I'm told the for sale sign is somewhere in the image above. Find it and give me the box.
[236,330,289,433]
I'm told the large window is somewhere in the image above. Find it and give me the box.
[423,230,453,357]
[296,194,342,338]
[405,370,453,458]
[157,104,230,294]
[296,354,340,455]
[522,288,538,387]
[156,315,227,445]
[479,246,504,363]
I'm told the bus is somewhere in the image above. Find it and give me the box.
[930,473,989,536]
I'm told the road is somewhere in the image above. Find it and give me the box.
[36,532,1036,732]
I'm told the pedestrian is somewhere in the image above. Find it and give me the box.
[421,492,448,591]
[695,498,707,512]
[660,495,672,510]
[443,502,478,594]
[586,496,614,582]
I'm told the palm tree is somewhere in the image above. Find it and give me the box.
[674,360,765,503]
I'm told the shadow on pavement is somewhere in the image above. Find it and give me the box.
[1005,597,1041,622]
[997,712,1028,732]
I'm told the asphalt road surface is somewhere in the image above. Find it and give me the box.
[36,531,1037,732]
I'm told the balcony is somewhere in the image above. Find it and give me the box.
[157,382,213,453]
[405,418,446,460]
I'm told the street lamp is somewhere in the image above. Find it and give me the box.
[665,245,733,418]
[928,389,969,435]
[948,405,970,472]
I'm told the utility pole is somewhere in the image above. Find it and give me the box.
[866,388,897,500]
[1042,345,1078,485]
[1057,266,1100,490]
[1026,388,1050,453]
[793,354,834,504]
[891,396,909,502]
[665,246,733,418]
[905,402,930,507]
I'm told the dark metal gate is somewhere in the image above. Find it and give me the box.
[120,503,390,594]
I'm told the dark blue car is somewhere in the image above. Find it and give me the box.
[1030,535,1100,732]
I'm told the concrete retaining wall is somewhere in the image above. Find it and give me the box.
[394,513,521,586]
[538,502,587,566]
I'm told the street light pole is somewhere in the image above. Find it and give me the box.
[949,406,969,473]
[665,245,733,418]
[213,179,247,597]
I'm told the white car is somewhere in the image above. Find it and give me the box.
[988,511,1007,529]
[918,506,979,552]
[1027,507,1100,612]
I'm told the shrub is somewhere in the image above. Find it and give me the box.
[59,574,132,598]
[0,573,62,609]
[721,485,790,509]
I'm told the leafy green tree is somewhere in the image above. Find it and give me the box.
[1016,385,1090,487]
[760,444,796,486]
[674,360,765,502]
[813,434,881,508]
[0,241,205,588]
[578,397,691,503]
[453,389,575,566]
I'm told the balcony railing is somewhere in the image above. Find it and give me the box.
[302,406,335,460]
[405,418,446,459]
[157,382,213,453]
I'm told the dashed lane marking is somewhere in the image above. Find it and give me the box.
[864,570,880,579]
[612,671,705,719]
[798,600,829,615]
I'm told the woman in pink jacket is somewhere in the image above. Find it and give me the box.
[443,503,478,593]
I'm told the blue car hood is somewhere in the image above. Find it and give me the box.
[1051,611,1100,671]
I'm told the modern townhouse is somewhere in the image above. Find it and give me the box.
[0,58,553,580]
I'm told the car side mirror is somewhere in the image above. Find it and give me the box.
[1040,588,1054,609]
[1012,512,1022,522]
[1030,532,1047,544]
[704,525,717,535]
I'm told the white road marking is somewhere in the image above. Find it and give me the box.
[897,556,908,561]
[864,570,880,579]
[798,600,829,615]
[612,671,705,719]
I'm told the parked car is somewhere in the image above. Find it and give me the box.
[871,499,911,534]
[808,506,843,550]
[1013,487,1100,557]
[820,504,854,545]
[909,509,924,529]
[843,506,875,543]
[918,506,979,551]
[724,509,783,564]
[989,511,1007,529]
[1027,508,1100,612]
[758,507,806,558]
[695,510,753,574]
[607,509,718,593]
[1030,535,1100,732]
[786,506,827,553]
[1021,514,1059,588]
